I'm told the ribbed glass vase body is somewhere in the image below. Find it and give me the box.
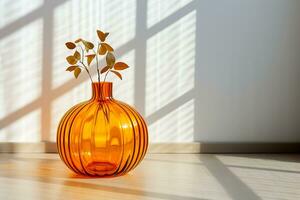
[57,82,148,177]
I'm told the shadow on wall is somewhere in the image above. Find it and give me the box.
[0,0,199,143]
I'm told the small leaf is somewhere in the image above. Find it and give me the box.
[82,40,94,51]
[97,30,105,41]
[66,65,78,71]
[65,42,76,49]
[74,50,81,60]
[74,67,81,78]
[74,38,82,43]
[111,70,122,80]
[106,52,115,67]
[66,56,77,65]
[100,66,110,74]
[98,44,107,55]
[114,62,129,70]
[86,54,96,66]
[102,43,114,51]
[86,41,94,49]
[97,30,109,42]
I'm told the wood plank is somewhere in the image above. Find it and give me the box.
[0,153,300,199]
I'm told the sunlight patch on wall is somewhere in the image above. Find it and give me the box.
[109,50,135,105]
[0,109,41,142]
[145,11,196,116]
[147,0,192,28]
[52,0,136,89]
[50,79,91,141]
[0,0,42,28]
[149,99,194,142]
[0,19,42,119]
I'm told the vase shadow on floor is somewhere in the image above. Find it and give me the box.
[68,171,131,179]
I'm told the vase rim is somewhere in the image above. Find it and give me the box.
[92,81,113,84]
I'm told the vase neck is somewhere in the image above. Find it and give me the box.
[91,82,113,100]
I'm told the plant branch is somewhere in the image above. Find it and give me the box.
[78,45,84,63]
[80,61,93,83]
[77,44,93,83]
[103,70,110,83]
[93,45,100,83]
[93,44,103,103]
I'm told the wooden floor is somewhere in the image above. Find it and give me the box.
[0,153,300,200]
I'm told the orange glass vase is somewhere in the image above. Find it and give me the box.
[57,82,148,177]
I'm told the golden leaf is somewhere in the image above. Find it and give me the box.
[97,30,109,42]
[86,54,96,66]
[97,30,105,41]
[74,38,82,43]
[106,52,115,67]
[74,67,81,78]
[111,70,122,80]
[65,42,76,49]
[74,50,81,60]
[66,65,78,71]
[66,56,77,65]
[102,43,114,52]
[82,40,94,51]
[86,41,94,49]
[98,44,107,55]
[114,62,129,70]
[100,66,110,74]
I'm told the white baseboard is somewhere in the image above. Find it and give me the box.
[0,142,57,153]
[0,142,299,153]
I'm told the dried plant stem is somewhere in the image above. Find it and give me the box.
[78,45,84,63]
[92,47,105,104]
[100,69,110,121]
[102,71,109,101]
[78,45,93,83]
[93,45,101,83]
[80,61,93,83]
[91,45,109,120]
[103,70,110,83]
[102,70,110,105]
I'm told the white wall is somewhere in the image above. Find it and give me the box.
[0,0,300,143]
[195,0,300,142]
